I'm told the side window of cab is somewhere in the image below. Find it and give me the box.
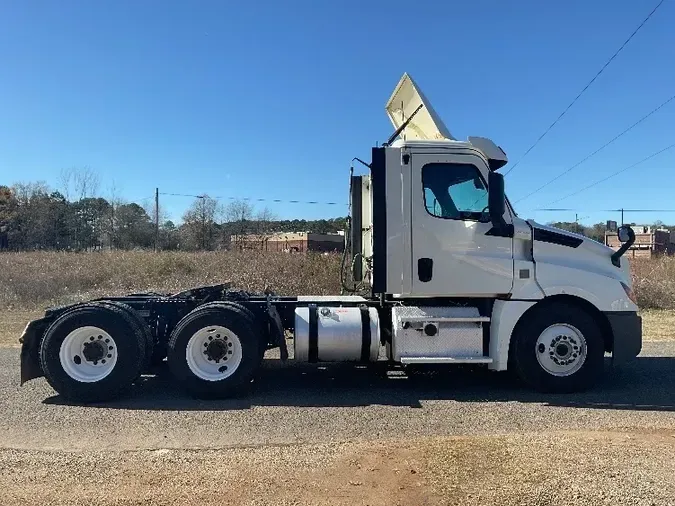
[422,163,488,221]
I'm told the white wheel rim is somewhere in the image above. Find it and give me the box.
[535,323,587,377]
[59,326,118,383]
[185,325,243,381]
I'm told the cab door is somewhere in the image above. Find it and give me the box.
[410,151,513,297]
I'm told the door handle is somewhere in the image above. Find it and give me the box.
[418,258,433,282]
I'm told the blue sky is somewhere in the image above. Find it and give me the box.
[0,0,673,226]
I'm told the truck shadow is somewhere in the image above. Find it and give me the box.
[43,356,675,412]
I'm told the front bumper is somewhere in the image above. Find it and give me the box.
[604,311,642,364]
[19,318,48,384]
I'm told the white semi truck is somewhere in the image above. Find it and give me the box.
[19,74,642,402]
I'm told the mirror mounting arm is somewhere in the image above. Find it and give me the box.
[611,226,636,268]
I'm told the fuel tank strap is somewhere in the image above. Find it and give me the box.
[308,304,318,363]
[359,305,371,362]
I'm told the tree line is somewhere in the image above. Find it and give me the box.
[4,169,669,252]
[546,221,608,243]
[0,171,347,251]
[547,220,675,244]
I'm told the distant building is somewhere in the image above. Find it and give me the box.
[605,225,674,258]
[232,231,345,253]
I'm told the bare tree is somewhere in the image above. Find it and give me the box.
[104,180,125,249]
[182,195,220,250]
[224,200,254,248]
[253,207,278,250]
[58,168,74,201]
[59,166,100,201]
[74,166,100,200]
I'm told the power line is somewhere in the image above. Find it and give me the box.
[537,208,675,213]
[159,192,345,206]
[514,93,675,204]
[547,142,675,205]
[503,0,667,177]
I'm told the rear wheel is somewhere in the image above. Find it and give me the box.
[40,303,146,402]
[511,303,604,393]
[96,300,154,373]
[167,303,262,398]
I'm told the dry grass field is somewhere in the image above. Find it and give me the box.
[2,250,674,309]
[0,250,341,346]
[0,250,342,310]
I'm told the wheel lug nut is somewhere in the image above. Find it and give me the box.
[208,336,213,341]
[98,335,102,340]
[107,354,112,358]
[105,338,110,343]
[101,359,106,364]
[109,346,113,350]
[89,337,94,341]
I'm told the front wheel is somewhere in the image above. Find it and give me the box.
[511,303,605,393]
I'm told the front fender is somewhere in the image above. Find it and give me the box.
[542,282,635,312]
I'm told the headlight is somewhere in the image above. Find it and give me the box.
[621,282,637,304]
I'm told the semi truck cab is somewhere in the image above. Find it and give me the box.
[351,73,641,373]
[19,73,642,402]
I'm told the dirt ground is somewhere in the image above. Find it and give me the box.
[1,431,674,506]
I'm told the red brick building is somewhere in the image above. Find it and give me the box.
[232,232,344,253]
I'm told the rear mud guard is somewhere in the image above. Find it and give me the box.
[20,318,48,384]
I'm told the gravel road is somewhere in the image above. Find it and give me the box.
[1,343,674,505]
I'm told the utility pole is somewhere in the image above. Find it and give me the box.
[154,188,159,252]
[575,213,588,234]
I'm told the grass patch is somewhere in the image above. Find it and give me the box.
[641,309,675,341]
[632,256,675,310]
[0,250,342,310]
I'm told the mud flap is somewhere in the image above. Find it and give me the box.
[605,311,642,364]
[19,318,48,384]
[267,305,288,360]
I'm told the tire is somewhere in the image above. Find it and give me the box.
[167,302,262,398]
[511,303,604,393]
[96,301,154,373]
[39,303,147,402]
